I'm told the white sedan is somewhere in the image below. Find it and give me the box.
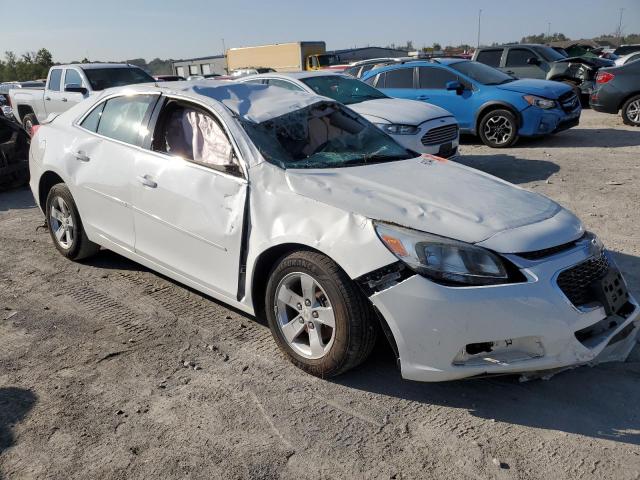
[237,71,459,158]
[29,81,639,382]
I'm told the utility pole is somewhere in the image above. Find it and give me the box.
[477,9,482,49]
[616,8,624,46]
[547,22,551,42]
[222,38,227,73]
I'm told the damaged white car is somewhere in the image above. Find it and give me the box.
[29,82,639,382]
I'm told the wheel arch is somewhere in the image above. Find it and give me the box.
[618,91,640,112]
[474,101,521,135]
[38,170,65,212]
[17,105,36,123]
[250,243,333,320]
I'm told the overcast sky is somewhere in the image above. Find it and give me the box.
[3,0,639,62]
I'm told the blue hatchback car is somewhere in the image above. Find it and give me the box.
[361,59,581,148]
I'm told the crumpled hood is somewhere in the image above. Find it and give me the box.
[349,98,453,125]
[285,157,583,253]
[496,79,572,99]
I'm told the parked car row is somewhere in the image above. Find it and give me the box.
[28,80,639,383]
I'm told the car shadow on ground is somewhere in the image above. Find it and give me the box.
[0,186,35,213]
[461,128,640,149]
[455,154,559,184]
[0,387,37,474]
[336,249,640,446]
[519,128,640,149]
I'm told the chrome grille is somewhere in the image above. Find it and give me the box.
[421,124,458,146]
[556,253,609,307]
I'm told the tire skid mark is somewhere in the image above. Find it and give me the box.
[62,285,155,340]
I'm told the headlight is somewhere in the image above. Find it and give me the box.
[523,95,556,109]
[377,123,419,135]
[374,222,510,286]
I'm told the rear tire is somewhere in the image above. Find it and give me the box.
[22,113,38,135]
[265,250,377,378]
[621,95,640,126]
[478,109,518,148]
[45,184,100,261]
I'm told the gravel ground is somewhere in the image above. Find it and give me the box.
[1,109,639,480]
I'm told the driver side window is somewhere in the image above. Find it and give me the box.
[153,101,240,175]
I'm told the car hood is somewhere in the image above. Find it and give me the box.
[348,98,453,125]
[496,79,572,99]
[284,157,583,253]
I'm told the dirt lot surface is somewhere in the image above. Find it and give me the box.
[1,109,640,480]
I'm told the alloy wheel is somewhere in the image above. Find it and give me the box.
[274,272,336,360]
[49,196,75,249]
[484,115,514,145]
[626,100,640,124]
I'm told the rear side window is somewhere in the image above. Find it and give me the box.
[476,50,502,68]
[48,69,62,91]
[266,79,304,91]
[382,68,414,88]
[87,94,157,145]
[80,102,106,132]
[506,48,535,67]
[418,67,458,89]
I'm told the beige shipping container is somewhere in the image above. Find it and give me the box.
[226,41,326,72]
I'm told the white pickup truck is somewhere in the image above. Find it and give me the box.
[9,63,155,131]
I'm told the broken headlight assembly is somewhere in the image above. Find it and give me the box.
[374,222,521,286]
[377,124,419,135]
[523,95,556,110]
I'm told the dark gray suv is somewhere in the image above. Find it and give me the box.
[473,44,611,96]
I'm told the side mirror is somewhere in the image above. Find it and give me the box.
[446,80,464,95]
[526,57,540,66]
[64,84,88,95]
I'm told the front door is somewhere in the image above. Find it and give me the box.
[415,67,475,130]
[502,48,547,79]
[132,98,248,299]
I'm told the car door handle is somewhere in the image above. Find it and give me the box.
[416,95,430,100]
[505,70,515,75]
[73,151,90,162]
[45,96,51,101]
[137,175,157,188]
[61,98,68,102]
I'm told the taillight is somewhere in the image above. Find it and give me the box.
[596,71,615,84]
[30,125,41,137]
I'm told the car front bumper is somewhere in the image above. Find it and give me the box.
[388,116,459,158]
[369,245,639,382]
[518,105,581,137]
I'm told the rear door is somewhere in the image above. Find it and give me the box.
[503,47,547,79]
[70,93,159,250]
[131,97,248,299]
[44,68,69,116]
[374,67,416,100]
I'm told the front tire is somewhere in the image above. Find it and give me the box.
[45,184,99,260]
[265,251,377,378]
[621,95,640,126]
[478,109,518,148]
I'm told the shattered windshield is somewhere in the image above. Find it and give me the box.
[300,75,387,105]
[240,102,414,169]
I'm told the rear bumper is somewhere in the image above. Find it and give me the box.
[589,85,623,114]
[369,246,639,382]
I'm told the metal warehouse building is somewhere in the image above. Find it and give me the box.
[172,55,227,77]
